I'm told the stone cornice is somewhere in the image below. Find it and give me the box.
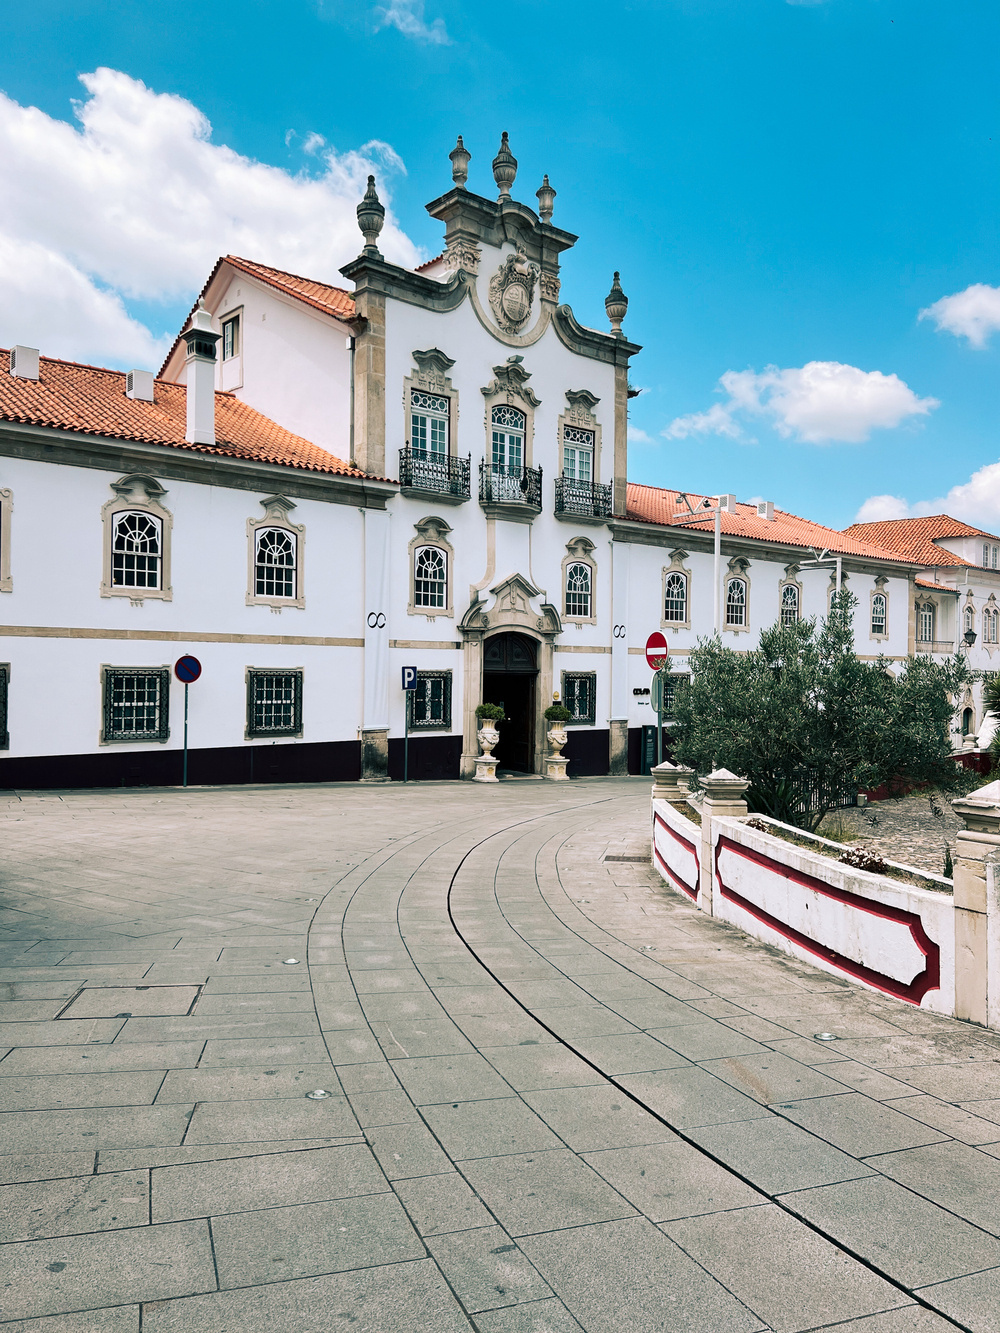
[0,423,396,510]
[552,306,641,366]
[339,254,471,313]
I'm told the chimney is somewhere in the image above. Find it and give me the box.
[756,500,774,521]
[718,493,738,513]
[9,346,39,380]
[126,369,155,402]
[182,300,221,445]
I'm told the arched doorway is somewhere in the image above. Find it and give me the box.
[962,707,974,738]
[482,632,538,773]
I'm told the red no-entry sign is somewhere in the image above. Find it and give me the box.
[645,632,669,671]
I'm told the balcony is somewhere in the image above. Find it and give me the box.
[398,448,471,504]
[479,461,543,520]
[554,477,613,523]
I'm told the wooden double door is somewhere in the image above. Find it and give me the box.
[482,632,537,773]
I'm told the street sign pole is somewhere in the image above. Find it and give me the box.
[173,656,202,789]
[183,682,190,788]
[401,666,418,784]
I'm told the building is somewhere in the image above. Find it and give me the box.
[0,136,932,789]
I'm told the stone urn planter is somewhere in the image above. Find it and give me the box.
[544,705,572,781]
[474,706,504,783]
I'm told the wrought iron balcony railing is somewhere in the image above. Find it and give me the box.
[398,448,471,500]
[479,461,543,511]
[554,477,613,519]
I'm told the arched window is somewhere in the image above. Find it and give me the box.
[491,404,525,472]
[780,583,799,627]
[725,577,747,628]
[918,603,935,644]
[871,593,887,637]
[962,707,974,736]
[410,391,449,460]
[964,605,976,636]
[985,608,999,645]
[565,562,592,619]
[112,511,161,589]
[664,572,687,623]
[413,546,447,609]
[255,528,297,600]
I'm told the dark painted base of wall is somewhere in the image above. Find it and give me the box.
[565,729,610,778]
[0,740,362,791]
[387,734,463,782]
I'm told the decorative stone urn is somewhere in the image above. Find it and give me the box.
[545,724,569,781]
[474,723,500,783]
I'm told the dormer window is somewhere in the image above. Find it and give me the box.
[222,314,240,361]
[411,391,449,460]
[562,425,594,482]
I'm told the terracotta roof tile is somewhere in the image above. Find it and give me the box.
[0,351,377,480]
[223,256,356,321]
[625,483,909,562]
[414,252,447,272]
[915,577,957,591]
[843,515,999,567]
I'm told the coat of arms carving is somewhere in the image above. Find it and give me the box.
[488,247,540,333]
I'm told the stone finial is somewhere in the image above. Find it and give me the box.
[952,780,1000,835]
[356,175,385,256]
[449,135,471,188]
[536,174,556,222]
[651,760,694,801]
[492,132,517,201]
[605,271,628,335]
[701,768,750,806]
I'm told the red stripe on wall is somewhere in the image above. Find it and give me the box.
[653,810,699,901]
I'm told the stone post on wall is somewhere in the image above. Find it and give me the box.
[951,780,1000,1027]
[699,769,749,916]
[650,760,694,803]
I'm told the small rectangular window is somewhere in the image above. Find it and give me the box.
[103,668,169,743]
[663,673,689,719]
[562,426,594,482]
[247,669,303,738]
[0,664,9,749]
[222,315,240,361]
[408,671,452,730]
[410,391,449,459]
[562,672,596,726]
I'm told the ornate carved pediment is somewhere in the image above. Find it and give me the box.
[458,574,562,638]
[565,536,595,560]
[442,240,481,276]
[488,246,540,333]
[414,514,452,544]
[110,474,166,504]
[410,348,456,395]
[258,494,297,524]
[481,356,541,408]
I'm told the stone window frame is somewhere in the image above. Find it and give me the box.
[562,536,597,626]
[408,516,454,619]
[245,666,304,739]
[403,349,459,459]
[246,495,305,610]
[481,357,541,469]
[558,390,602,482]
[916,599,937,645]
[779,565,802,627]
[870,578,889,641]
[561,670,596,726]
[723,558,751,634]
[0,488,12,593]
[100,475,173,602]
[221,308,242,361]
[407,669,453,731]
[100,665,170,745]
[983,594,999,646]
[661,549,691,631]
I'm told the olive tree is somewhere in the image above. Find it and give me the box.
[668,592,974,831]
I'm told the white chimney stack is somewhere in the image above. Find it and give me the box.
[182,301,221,445]
[718,493,738,513]
[126,369,155,402]
[9,346,39,380]
[756,500,774,521]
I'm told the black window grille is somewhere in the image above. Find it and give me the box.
[103,668,169,743]
[408,672,452,731]
[247,669,303,738]
[562,672,596,726]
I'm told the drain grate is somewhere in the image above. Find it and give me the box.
[58,985,201,1019]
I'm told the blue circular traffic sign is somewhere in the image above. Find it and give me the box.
[174,655,202,684]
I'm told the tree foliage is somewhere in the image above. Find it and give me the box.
[668,591,974,831]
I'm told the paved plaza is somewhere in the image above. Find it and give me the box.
[2,778,1000,1331]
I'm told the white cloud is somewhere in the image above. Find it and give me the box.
[855,459,1000,531]
[665,361,938,445]
[0,68,421,367]
[920,283,1000,349]
[627,425,653,444]
[375,0,450,44]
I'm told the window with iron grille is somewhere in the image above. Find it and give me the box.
[780,583,799,627]
[414,545,447,608]
[565,562,592,619]
[918,604,935,643]
[663,673,689,718]
[247,669,303,738]
[562,672,596,726]
[222,314,240,360]
[255,528,297,600]
[411,391,449,459]
[0,664,9,749]
[871,593,887,637]
[102,667,169,743]
[562,425,594,482]
[664,572,687,623]
[112,511,161,589]
[725,577,747,627]
[407,671,451,730]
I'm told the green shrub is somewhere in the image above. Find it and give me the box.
[544,704,572,723]
[475,702,505,722]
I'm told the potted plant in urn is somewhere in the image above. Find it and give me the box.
[474,703,505,783]
[544,703,572,781]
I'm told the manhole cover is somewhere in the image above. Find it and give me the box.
[59,986,200,1019]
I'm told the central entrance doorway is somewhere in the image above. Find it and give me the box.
[482,632,537,773]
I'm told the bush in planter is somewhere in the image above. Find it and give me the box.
[544,704,572,724]
[475,703,505,723]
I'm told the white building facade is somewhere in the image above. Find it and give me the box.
[0,137,926,788]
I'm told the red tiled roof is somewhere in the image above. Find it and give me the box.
[222,256,356,321]
[915,577,957,592]
[625,484,909,562]
[843,515,1000,567]
[414,253,447,272]
[0,351,375,479]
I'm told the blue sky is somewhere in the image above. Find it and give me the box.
[1,0,997,530]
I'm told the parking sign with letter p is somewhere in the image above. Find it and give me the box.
[402,666,417,691]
